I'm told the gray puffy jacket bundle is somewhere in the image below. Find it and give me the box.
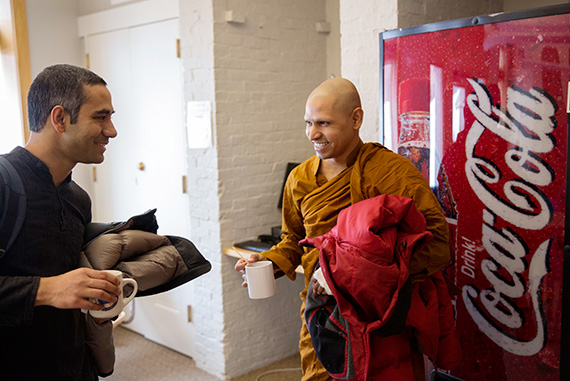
[80,209,211,377]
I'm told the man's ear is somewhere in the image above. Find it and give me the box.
[351,107,364,130]
[50,106,67,133]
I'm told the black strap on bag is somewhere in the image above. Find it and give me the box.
[0,156,26,258]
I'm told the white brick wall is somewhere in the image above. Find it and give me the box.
[214,0,326,239]
[398,0,504,28]
[504,0,568,12]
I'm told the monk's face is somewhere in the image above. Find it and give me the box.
[304,95,360,162]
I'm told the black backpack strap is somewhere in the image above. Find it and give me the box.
[0,156,26,257]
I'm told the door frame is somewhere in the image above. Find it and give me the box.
[1,0,31,144]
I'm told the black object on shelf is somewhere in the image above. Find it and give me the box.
[234,240,273,253]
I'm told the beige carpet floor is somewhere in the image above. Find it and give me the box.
[101,326,302,381]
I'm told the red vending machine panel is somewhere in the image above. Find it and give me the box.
[381,5,570,381]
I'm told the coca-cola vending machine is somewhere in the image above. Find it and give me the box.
[380,4,570,381]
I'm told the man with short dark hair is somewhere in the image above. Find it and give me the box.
[0,64,121,379]
[235,78,451,380]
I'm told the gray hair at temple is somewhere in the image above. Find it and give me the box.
[27,64,107,132]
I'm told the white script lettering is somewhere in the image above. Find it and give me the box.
[462,78,557,356]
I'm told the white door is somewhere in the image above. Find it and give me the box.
[86,18,195,358]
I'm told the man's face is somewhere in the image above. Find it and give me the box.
[304,95,359,162]
[63,84,117,164]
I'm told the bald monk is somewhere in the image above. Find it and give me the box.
[235,78,450,380]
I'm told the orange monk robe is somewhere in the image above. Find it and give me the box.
[262,142,450,381]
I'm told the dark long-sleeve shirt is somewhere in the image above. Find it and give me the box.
[0,146,97,380]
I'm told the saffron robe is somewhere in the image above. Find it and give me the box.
[262,142,450,380]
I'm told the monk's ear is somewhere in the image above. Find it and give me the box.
[351,107,363,130]
[50,106,67,133]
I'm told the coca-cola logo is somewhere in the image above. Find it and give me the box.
[461,78,558,356]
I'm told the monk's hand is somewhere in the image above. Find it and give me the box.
[311,267,332,295]
[235,253,265,287]
[312,277,327,295]
[35,268,121,310]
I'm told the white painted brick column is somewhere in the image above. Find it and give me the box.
[179,0,223,377]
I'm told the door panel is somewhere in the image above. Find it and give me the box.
[87,18,195,358]
[128,19,189,237]
[87,29,140,221]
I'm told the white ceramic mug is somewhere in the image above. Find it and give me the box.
[90,270,138,319]
[246,261,276,299]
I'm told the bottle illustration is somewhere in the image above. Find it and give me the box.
[397,78,430,181]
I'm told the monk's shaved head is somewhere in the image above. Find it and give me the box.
[304,77,364,172]
[307,78,361,116]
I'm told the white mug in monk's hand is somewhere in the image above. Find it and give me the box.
[246,261,276,299]
[90,270,138,319]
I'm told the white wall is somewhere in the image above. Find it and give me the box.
[26,0,82,76]
[504,0,569,12]
[326,0,341,78]
[398,0,503,28]
[78,0,144,15]
[25,0,93,193]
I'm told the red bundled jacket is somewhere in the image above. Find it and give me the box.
[302,194,461,380]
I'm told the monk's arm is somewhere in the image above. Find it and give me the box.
[407,183,450,281]
[262,179,305,280]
